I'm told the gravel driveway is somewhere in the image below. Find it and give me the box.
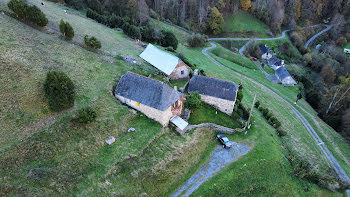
[171,142,249,197]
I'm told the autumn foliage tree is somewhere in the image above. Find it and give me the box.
[206,7,224,35]
[240,0,251,11]
[321,65,335,84]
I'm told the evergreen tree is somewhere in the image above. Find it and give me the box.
[59,19,74,40]
[44,71,75,111]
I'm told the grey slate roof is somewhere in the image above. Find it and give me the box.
[115,72,183,111]
[259,45,269,54]
[267,56,282,67]
[275,66,291,81]
[188,75,237,101]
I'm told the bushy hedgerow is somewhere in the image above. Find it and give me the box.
[84,35,101,49]
[256,102,283,133]
[160,30,178,50]
[8,0,48,27]
[185,92,202,109]
[76,107,97,124]
[44,71,75,111]
[122,23,141,40]
[59,19,74,40]
[188,33,207,48]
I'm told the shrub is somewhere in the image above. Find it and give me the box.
[188,34,207,47]
[254,101,260,108]
[25,5,48,27]
[336,36,347,47]
[128,25,141,40]
[108,14,124,28]
[76,107,97,124]
[84,35,101,49]
[185,92,202,109]
[277,129,287,136]
[44,71,75,111]
[160,30,178,50]
[236,90,243,102]
[8,0,48,27]
[149,9,159,20]
[59,19,74,40]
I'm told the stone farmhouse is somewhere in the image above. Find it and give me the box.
[188,75,238,115]
[115,72,185,127]
[140,44,190,80]
[275,66,297,86]
[260,44,297,86]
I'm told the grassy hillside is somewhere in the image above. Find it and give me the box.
[223,11,271,37]
[0,0,349,196]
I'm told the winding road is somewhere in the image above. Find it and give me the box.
[202,40,350,196]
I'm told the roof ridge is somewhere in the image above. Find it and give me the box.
[194,75,237,86]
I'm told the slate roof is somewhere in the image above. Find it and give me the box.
[275,66,292,81]
[115,72,183,111]
[267,56,282,67]
[188,75,237,101]
[259,45,269,54]
[139,44,180,75]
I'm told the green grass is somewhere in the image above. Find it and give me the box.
[188,103,241,129]
[216,40,248,51]
[169,79,188,88]
[222,11,271,37]
[264,65,275,74]
[175,44,350,195]
[211,45,256,69]
[1,0,350,196]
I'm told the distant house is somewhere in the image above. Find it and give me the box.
[188,75,238,115]
[139,44,190,80]
[260,44,272,60]
[344,48,350,54]
[275,67,297,86]
[263,56,284,70]
[115,72,185,126]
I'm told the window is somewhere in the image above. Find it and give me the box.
[181,70,184,75]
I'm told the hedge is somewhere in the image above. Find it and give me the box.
[8,0,48,27]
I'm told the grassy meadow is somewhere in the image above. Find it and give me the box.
[222,11,271,37]
[0,0,349,196]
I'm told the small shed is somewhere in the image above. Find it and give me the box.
[188,75,238,115]
[139,44,190,80]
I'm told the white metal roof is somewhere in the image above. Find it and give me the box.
[139,44,180,75]
[170,115,189,131]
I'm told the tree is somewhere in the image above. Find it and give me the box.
[268,0,284,33]
[336,37,347,47]
[8,0,48,27]
[185,92,202,109]
[342,110,350,137]
[160,31,178,50]
[188,34,207,48]
[76,107,97,124]
[206,7,224,35]
[59,19,74,40]
[44,71,75,111]
[321,64,335,84]
[240,0,251,11]
[84,35,102,49]
[324,76,350,115]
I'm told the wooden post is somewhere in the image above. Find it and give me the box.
[245,94,256,135]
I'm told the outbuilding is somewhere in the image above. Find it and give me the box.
[188,75,238,115]
[115,72,185,126]
[275,67,297,86]
[139,44,190,80]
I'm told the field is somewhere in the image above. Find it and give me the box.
[1,0,350,196]
[210,46,256,69]
[222,11,271,37]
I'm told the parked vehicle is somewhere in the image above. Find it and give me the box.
[216,134,232,148]
[252,57,257,61]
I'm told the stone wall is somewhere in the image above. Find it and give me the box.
[200,94,235,115]
[169,61,190,80]
[115,95,173,126]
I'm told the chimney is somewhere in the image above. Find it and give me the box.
[174,86,177,91]
[194,69,199,76]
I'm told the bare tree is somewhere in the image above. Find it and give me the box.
[324,76,350,115]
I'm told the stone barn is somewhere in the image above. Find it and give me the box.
[188,75,238,115]
[139,44,190,80]
[275,67,297,86]
[115,72,185,127]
